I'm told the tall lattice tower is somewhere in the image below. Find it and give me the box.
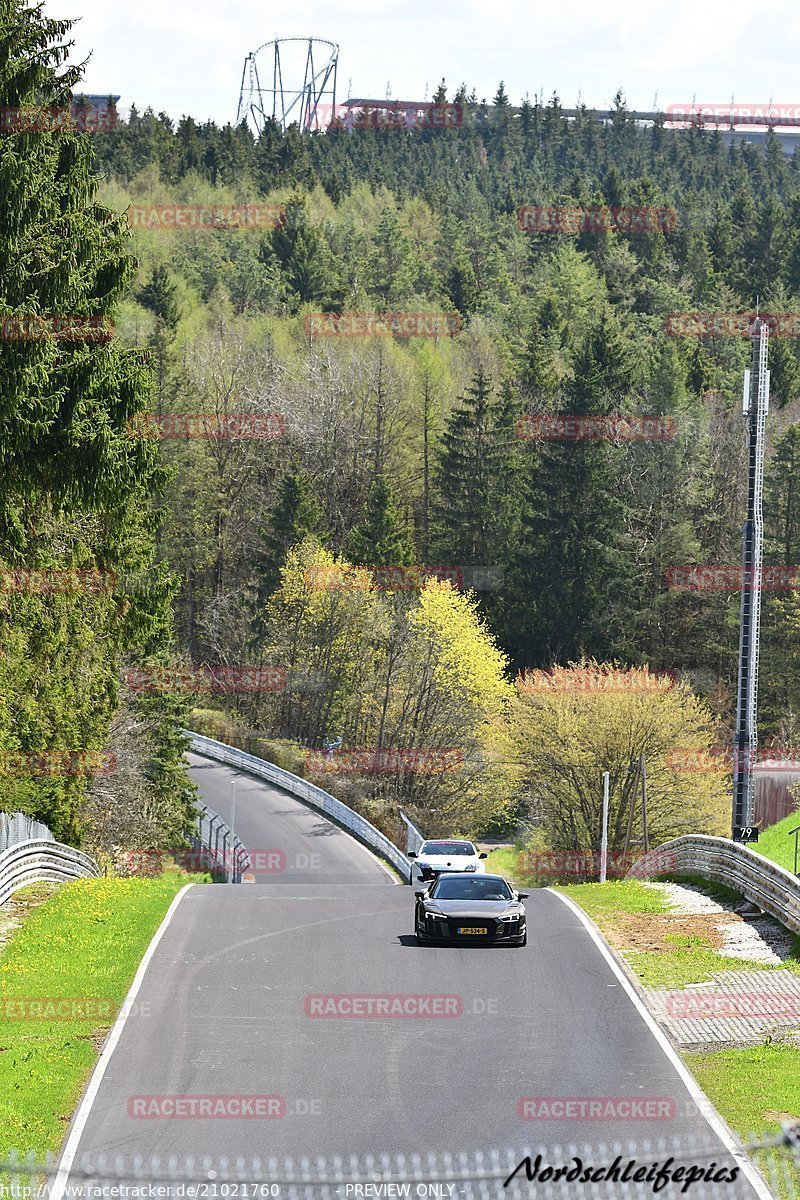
[732,317,770,840]
[236,38,338,134]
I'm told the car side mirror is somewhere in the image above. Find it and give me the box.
[517,892,529,900]
[407,852,416,858]
[479,852,488,859]
[414,891,425,899]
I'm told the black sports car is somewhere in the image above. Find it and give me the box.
[414,872,528,947]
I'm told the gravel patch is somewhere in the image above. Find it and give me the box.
[642,880,797,964]
[642,879,730,915]
[718,917,795,964]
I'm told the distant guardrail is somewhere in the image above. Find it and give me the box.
[633,834,800,935]
[399,809,425,855]
[187,732,411,882]
[0,838,100,907]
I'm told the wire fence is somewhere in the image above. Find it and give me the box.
[2,1126,798,1199]
[192,800,250,883]
[0,811,54,852]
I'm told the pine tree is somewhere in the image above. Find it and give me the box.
[137,265,180,330]
[269,195,339,308]
[502,313,636,667]
[432,369,522,570]
[255,469,322,609]
[0,0,192,842]
[348,478,412,566]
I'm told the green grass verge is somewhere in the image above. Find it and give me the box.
[0,872,203,1159]
[483,846,537,885]
[755,811,800,875]
[685,1043,800,1199]
[558,879,670,917]
[562,879,800,1196]
[559,878,800,987]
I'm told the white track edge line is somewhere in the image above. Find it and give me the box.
[351,838,403,885]
[549,888,775,1200]
[50,883,195,1200]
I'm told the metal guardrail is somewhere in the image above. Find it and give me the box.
[399,808,426,854]
[187,732,411,881]
[192,799,250,883]
[0,838,100,907]
[632,834,800,935]
[0,810,54,852]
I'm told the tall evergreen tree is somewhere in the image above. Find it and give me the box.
[0,0,193,842]
[255,469,322,610]
[502,313,636,667]
[348,478,412,567]
[432,370,522,571]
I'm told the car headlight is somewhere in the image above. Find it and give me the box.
[463,863,478,872]
[497,912,521,921]
[424,910,444,920]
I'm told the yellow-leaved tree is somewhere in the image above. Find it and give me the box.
[514,661,729,865]
[256,539,520,838]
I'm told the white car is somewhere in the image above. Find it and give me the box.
[408,839,487,886]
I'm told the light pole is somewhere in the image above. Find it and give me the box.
[789,824,800,877]
[600,771,610,883]
[230,774,237,882]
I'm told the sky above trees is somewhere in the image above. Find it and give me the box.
[43,0,800,129]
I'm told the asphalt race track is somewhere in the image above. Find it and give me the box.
[51,755,773,1199]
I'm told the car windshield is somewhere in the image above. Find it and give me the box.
[431,876,512,901]
[420,841,475,856]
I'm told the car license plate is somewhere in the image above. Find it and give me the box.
[458,926,487,935]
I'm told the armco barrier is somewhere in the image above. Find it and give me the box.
[0,838,100,907]
[399,809,426,855]
[631,834,800,935]
[187,732,411,881]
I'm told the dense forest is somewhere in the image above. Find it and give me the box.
[4,0,800,854]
